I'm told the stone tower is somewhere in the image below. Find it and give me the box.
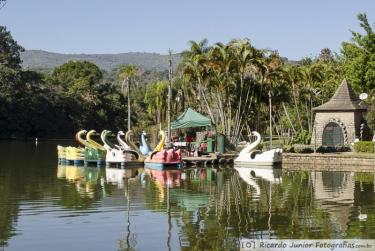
[311,79,367,147]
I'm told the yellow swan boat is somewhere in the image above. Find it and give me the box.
[64,130,89,165]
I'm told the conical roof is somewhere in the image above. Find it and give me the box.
[313,79,367,111]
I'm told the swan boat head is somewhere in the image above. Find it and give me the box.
[140,130,153,155]
[86,130,106,150]
[101,130,120,150]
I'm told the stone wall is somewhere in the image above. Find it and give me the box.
[283,153,375,172]
[311,111,357,146]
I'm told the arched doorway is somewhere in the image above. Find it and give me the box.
[322,122,344,147]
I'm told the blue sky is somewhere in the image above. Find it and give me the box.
[0,0,374,60]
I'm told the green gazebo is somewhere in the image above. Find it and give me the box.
[171,108,211,129]
[171,108,221,153]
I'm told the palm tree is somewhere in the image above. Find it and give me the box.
[257,52,285,147]
[301,64,323,133]
[285,65,304,131]
[228,39,264,143]
[182,52,216,123]
[119,64,138,130]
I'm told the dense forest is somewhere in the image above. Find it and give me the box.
[0,13,374,144]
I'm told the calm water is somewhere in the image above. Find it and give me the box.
[1,141,375,250]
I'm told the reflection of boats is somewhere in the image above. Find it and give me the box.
[235,165,282,196]
[61,165,101,197]
[145,168,182,188]
[101,130,140,166]
[106,167,142,188]
[57,145,66,160]
[65,165,84,181]
[235,165,281,236]
[57,165,67,179]
[234,131,282,166]
[144,131,181,169]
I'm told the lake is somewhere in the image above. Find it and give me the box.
[1,141,375,250]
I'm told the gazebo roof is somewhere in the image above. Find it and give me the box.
[313,79,367,112]
[171,108,211,129]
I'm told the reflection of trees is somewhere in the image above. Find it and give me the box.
[118,177,141,251]
[0,171,19,246]
[174,169,338,249]
[346,173,375,239]
[0,142,107,246]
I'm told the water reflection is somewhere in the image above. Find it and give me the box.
[235,165,282,198]
[105,167,142,189]
[3,142,375,250]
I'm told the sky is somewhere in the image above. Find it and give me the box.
[0,0,374,60]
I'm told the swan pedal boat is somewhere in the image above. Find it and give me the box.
[234,131,282,166]
[57,130,87,164]
[83,130,106,166]
[144,130,182,170]
[101,130,143,167]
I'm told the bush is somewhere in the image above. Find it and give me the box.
[317,145,351,153]
[291,144,314,153]
[354,141,375,153]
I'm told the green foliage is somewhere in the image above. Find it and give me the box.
[51,60,103,98]
[341,13,375,93]
[144,81,168,116]
[292,130,311,144]
[354,172,374,183]
[0,26,24,68]
[354,141,375,153]
[291,144,314,153]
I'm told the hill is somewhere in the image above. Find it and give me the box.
[20,50,181,71]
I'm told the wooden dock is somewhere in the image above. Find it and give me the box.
[182,153,238,166]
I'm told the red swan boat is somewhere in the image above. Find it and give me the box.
[144,131,182,169]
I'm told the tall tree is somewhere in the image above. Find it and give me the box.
[0,26,24,69]
[341,13,375,93]
[119,64,138,130]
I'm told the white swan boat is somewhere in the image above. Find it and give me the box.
[234,131,282,166]
[101,130,140,165]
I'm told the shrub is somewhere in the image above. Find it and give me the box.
[354,141,375,153]
[291,144,314,153]
[317,145,351,153]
